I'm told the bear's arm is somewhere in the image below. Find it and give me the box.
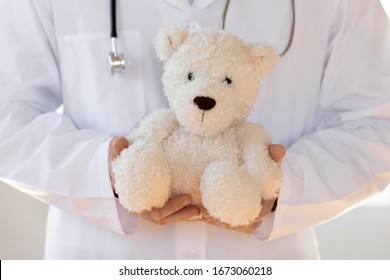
[236,122,281,199]
[236,122,271,175]
[127,109,179,144]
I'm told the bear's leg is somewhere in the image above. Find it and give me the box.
[112,141,171,213]
[200,161,263,227]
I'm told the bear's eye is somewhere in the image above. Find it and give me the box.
[223,76,232,85]
[188,72,194,81]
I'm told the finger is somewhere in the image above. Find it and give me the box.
[230,221,261,234]
[145,206,201,225]
[257,199,276,220]
[201,209,260,234]
[145,194,193,221]
[201,208,244,228]
[268,144,286,163]
[110,136,129,156]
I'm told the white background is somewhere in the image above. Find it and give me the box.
[0,0,389,260]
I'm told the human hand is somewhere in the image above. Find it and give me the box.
[199,143,286,234]
[141,194,201,225]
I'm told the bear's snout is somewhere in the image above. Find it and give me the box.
[193,96,216,111]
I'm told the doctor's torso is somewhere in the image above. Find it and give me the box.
[41,0,341,259]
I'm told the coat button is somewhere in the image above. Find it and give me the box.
[185,22,201,31]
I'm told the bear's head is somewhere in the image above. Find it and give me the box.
[154,26,279,137]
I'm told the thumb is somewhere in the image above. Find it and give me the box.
[110,136,129,156]
[268,144,286,164]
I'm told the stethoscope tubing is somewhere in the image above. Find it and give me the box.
[110,0,118,38]
[109,0,125,73]
[108,0,295,73]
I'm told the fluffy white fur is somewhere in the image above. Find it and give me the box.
[112,27,282,227]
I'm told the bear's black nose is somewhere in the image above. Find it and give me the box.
[193,96,216,111]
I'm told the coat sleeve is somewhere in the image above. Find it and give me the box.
[0,0,139,235]
[256,0,390,241]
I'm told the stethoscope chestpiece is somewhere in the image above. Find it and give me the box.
[109,0,125,74]
[109,37,126,74]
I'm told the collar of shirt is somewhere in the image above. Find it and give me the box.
[165,0,219,14]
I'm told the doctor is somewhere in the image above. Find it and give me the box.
[0,0,390,259]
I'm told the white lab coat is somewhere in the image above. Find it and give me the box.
[0,0,389,259]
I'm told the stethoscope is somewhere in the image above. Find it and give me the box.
[108,0,125,74]
[108,0,296,74]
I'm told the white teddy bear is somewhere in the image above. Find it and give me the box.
[112,26,282,227]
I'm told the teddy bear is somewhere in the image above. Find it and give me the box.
[112,26,282,227]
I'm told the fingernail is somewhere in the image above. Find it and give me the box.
[151,210,161,220]
[188,210,202,221]
[181,198,192,207]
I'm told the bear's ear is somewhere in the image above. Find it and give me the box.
[245,43,280,77]
[154,26,189,62]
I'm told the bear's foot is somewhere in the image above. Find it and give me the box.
[112,141,171,213]
[200,161,263,227]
